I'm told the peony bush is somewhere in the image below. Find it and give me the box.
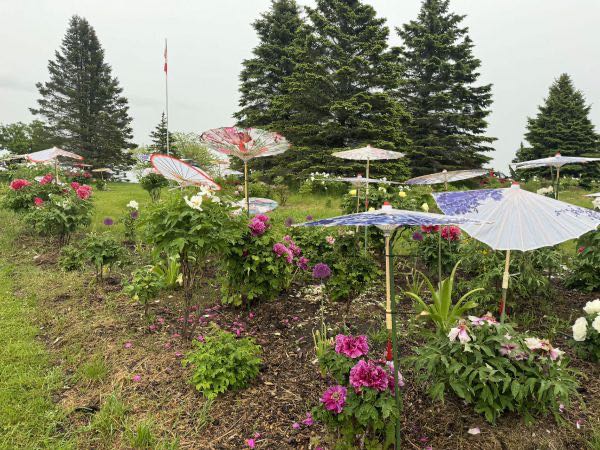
[571,299,600,362]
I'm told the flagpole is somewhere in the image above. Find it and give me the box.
[164,38,170,156]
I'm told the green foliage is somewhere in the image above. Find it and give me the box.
[124,267,165,317]
[127,420,156,449]
[0,120,59,154]
[405,261,481,333]
[61,233,126,280]
[413,226,462,276]
[89,394,128,439]
[220,219,297,307]
[172,132,215,171]
[269,0,410,181]
[234,0,303,128]
[518,73,600,181]
[77,356,108,382]
[152,255,182,289]
[566,230,600,292]
[122,203,139,243]
[406,321,579,423]
[1,179,63,213]
[272,177,290,206]
[325,253,382,303]
[139,173,169,202]
[95,177,107,191]
[398,0,494,175]
[183,328,262,399]
[150,112,177,156]
[30,15,133,167]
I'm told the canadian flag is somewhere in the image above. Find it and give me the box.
[163,39,168,73]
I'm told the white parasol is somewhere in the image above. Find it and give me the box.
[26,146,83,183]
[234,197,278,215]
[405,169,489,190]
[433,183,600,320]
[511,152,600,199]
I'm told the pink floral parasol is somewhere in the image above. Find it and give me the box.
[200,127,289,162]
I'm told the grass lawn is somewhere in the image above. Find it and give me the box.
[0,212,71,450]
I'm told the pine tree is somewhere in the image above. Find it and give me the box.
[31,15,133,167]
[397,0,494,176]
[234,0,303,128]
[149,112,177,156]
[520,74,600,180]
[266,0,410,181]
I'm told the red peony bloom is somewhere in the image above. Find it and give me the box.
[76,185,92,200]
[9,179,31,190]
[441,225,461,241]
[577,246,585,254]
[420,225,440,234]
[34,197,44,206]
[70,181,80,190]
[39,174,53,185]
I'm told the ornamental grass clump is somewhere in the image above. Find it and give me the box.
[407,316,579,423]
[220,216,308,307]
[313,334,403,448]
[183,327,262,399]
[571,299,600,362]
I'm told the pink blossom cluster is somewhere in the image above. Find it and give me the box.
[9,179,31,190]
[39,174,54,185]
[441,225,461,241]
[349,359,390,392]
[420,225,440,234]
[248,214,270,236]
[335,334,369,358]
[272,236,308,269]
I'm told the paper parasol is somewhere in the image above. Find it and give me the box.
[200,127,289,162]
[151,154,221,190]
[405,169,489,188]
[433,183,600,320]
[511,152,600,199]
[26,147,83,163]
[584,192,600,198]
[235,197,278,215]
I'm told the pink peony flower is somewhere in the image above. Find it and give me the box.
[9,179,31,190]
[288,241,302,257]
[34,197,44,206]
[441,225,461,241]
[302,412,314,426]
[273,242,289,257]
[292,422,300,430]
[320,385,347,414]
[39,174,53,185]
[325,235,336,245]
[70,181,80,190]
[296,256,309,271]
[249,217,267,236]
[76,185,92,200]
[420,225,440,234]
[349,359,389,392]
[255,214,269,223]
[335,334,369,358]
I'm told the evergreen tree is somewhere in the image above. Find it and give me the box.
[266,0,410,181]
[397,0,494,176]
[31,15,133,167]
[520,74,599,178]
[234,0,303,128]
[149,112,177,156]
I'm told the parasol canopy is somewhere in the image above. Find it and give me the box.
[151,154,221,190]
[332,145,404,161]
[234,197,278,215]
[585,192,600,198]
[200,127,289,162]
[405,169,489,186]
[511,152,600,170]
[222,168,243,176]
[26,147,83,163]
[432,183,600,252]
[328,175,401,185]
[92,168,114,174]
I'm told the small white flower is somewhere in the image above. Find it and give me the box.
[467,427,481,435]
[176,273,183,286]
[421,202,429,212]
[184,194,203,211]
[583,299,600,315]
[525,337,543,350]
[592,315,600,334]
[127,200,139,210]
[572,317,588,341]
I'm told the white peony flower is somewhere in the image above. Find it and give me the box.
[184,194,203,211]
[127,200,139,210]
[592,315,600,334]
[572,317,588,341]
[583,299,600,315]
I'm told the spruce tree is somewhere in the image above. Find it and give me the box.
[31,15,133,167]
[149,112,177,156]
[397,0,494,176]
[521,74,599,178]
[267,0,410,181]
[234,0,303,128]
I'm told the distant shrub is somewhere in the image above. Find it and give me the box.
[566,230,600,292]
[140,173,168,202]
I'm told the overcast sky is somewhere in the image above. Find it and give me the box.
[1,0,599,171]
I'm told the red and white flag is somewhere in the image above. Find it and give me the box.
[163,39,168,73]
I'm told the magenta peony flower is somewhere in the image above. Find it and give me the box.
[273,242,290,259]
[302,412,314,426]
[349,359,389,392]
[335,334,369,358]
[320,385,347,414]
[441,225,461,241]
[296,257,309,271]
[70,181,80,190]
[420,225,440,234]
[9,179,31,190]
[312,262,331,279]
[249,217,267,236]
[255,214,269,223]
[76,185,92,200]
[288,241,302,257]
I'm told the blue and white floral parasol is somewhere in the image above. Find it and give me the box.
[405,169,489,189]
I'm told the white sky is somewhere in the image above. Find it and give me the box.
[1,0,599,171]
